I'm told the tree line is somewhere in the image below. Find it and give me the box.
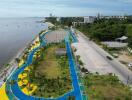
[45,16,132,48]
[76,18,132,47]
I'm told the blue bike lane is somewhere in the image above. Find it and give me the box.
[65,35,82,100]
[6,30,84,100]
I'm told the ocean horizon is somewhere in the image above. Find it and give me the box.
[0,17,48,67]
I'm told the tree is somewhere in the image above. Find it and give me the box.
[128,37,132,48]
[15,58,20,66]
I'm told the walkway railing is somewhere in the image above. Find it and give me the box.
[67,30,88,100]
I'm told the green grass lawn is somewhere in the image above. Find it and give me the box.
[83,73,132,100]
[36,46,61,79]
[28,43,72,98]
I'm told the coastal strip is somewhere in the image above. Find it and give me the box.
[0,21,54,87]
[0,30,48,87]
[0,39,34,87]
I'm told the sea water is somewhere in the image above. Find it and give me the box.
[0,17,47,67]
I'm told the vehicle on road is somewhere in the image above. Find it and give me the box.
[128,63,132,68]
[106,56,113,60]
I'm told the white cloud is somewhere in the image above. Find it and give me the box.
[0,0,132,17]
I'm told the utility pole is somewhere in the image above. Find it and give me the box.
[127,76,130,85]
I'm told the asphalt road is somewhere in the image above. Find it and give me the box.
[76,30,132,85]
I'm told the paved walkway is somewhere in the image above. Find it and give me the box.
[5,30,86,100]
[65,35,82,100]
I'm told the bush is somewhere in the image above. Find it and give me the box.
[77,18,132,47]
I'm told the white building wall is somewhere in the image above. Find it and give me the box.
[84,16,95,23]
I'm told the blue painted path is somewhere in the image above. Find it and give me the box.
[6,30,84,100]
[69,30,78,43]
[65,35,82,100]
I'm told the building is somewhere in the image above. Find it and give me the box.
[49,13,53,17]
[72,22,84,27]
[97,13,127,19]
[72,16,96,27]
[102,16,126,19]
[84,16,95,23]
[115,36,128,43]
[56,17,61,22]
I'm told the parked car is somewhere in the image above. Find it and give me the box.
[106,56,113,60]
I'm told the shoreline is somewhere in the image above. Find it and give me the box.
[0,22,53,73]
[0,22,54,87]
[45,22,55,27]
[0,32,42,87]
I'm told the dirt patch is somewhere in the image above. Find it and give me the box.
[118,51,132,63]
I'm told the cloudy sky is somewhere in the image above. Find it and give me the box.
[0,0,132,17]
